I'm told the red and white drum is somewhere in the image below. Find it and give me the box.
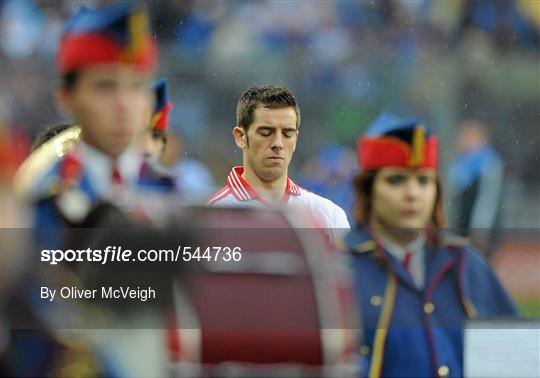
[166,206,360,377]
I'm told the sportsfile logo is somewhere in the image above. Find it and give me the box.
[40,246,243,265]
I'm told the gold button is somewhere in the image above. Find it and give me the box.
[359,345,370,356]
[370,295,383,306]
[424,302,435,313]
[438,365,449,377]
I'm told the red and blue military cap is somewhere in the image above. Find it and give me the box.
[57,2,157,74]
[150,79,173,132]
[358,112,438,170]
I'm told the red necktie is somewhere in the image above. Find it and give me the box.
[403,251,413,277]
[111,165,123,186]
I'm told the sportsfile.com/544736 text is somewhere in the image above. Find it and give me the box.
[40,246,243,265]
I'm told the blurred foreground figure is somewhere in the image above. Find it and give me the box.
[21,79,177,206]
[448,119,504,258]
[6,4,173,377]
[344,113,518,377]
[208,86,349,242]
[14,2,170,228]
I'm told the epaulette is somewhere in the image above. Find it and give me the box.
[352,239,376,254]
[440,232,471,249]
[55,153,93,224]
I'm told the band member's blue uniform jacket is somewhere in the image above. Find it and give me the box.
[11,148,175,377]
[31,147,175,230]
[344,227,519,378]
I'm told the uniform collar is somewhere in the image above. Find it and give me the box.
[75,141,142,197]
[226,166,301,205]
[347,226,422,291]
[373,229,426,261]
[347,226,458,292]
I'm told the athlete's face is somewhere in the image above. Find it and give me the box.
[370,167,437,232]
[58,64,153,157]
[234,106,298,182]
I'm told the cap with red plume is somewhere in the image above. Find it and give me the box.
[57,3,157,74]
[150,79,173,132]
[358,112,438,170]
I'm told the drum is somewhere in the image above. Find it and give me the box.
[166,206,360,377]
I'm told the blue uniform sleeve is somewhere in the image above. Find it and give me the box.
[463,246,520,317]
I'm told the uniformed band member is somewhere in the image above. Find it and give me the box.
[29,2,159,227]
[139,78,173,163]
[344,113,518,377]
[20,78,176,210]
[208,86,350,240]
[5,4,161,377]
[136,79,178,192]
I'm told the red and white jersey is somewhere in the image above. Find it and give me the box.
[208,167,350,240]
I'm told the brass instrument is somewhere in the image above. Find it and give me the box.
[14,126,81,201]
